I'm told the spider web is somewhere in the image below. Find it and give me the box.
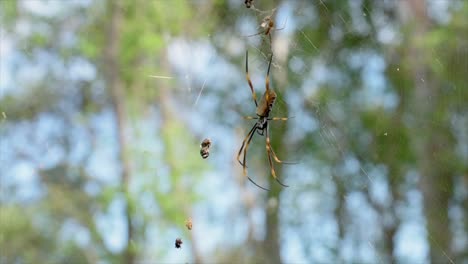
[272,1,460,264]
[158,1,462,263]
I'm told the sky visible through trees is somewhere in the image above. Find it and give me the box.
[1,0,467,263]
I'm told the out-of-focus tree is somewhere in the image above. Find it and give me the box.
[1,0,207,263]
[1,0,467,263]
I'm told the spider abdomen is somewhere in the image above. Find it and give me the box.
[256,89,277,117]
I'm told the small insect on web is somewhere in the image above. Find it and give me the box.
[175,238,183,249]
[185,218,193,230]
[237,51,295,191]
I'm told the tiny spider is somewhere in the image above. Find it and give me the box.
[245,0,253,8]
[185,218,192,230]
[246,14,286,46]
[175,238,183,249]
[200,138,211,159]
[237,51,294,191]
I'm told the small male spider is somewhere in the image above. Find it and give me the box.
[237,51,293,191]
[246,14,286,46]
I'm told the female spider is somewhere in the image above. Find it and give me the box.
[237,51,292,191]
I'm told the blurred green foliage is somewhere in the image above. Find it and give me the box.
[1,0,467,263]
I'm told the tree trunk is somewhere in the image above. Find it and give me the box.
[261,185,282,264]
[401,0,455,263]
[259,57,290,264]
[104,2,135,264]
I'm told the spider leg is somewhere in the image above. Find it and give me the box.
[242,126,269,191]
[248,174,269,191]
[265,122,289,187]
[256,127,265,136]
[244,116,259,120]
[266,116,297,164]
[268,117,289,121]
[246,31,265,38]
[274,17,288,31]
[269,143,298,165]
[242,130,256,167]
[265,53,273,92]
[237,124,257,167]
[245,51,258,107]
[268,33,272,47]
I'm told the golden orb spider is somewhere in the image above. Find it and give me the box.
[237,51,293,191]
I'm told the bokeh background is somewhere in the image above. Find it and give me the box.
[1,0,467,263]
